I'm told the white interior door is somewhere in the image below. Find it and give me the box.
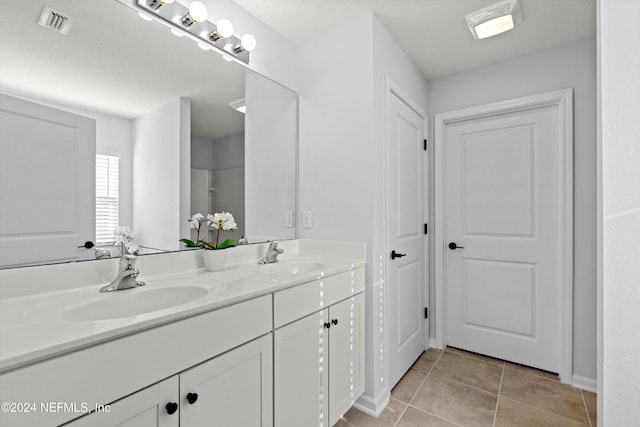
[387,91,426,388]
[0,93,95,268]
[444,104,561,372]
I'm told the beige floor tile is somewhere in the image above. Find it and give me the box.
[335,398,406,427]
[410,374,497,427]
[500,369,589,424]
[395,406,458,427]
[582,390,597,426]
[504,361,560,382]
[495,397,589,427]
[445,346,506,368]
[431,351,503,394]
[411,349,443,374]
[391,368,427,403]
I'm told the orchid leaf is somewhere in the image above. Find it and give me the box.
[216,238,234,250]
[179,238,198,247]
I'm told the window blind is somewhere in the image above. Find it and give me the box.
[96,154,119,244]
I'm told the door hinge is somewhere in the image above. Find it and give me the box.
[424,139,428,151]
[424,307,429,319]
[424,223,428,235]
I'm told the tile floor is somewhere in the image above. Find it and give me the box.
[336,347,597,427]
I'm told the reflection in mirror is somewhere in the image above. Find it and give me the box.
[0,0,297,269]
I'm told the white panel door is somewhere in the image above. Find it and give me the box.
[445,105,560,372]
[387,92,426,388]
[0,93,95,267]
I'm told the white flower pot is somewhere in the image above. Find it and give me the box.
[202,249,227,272]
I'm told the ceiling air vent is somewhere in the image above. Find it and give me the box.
[37,5,76,35]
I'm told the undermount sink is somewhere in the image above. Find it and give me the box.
[62,286,209,321]
[26,278,221,323]
[258,260,325,276]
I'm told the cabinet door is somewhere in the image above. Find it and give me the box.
[64,377,178,427]
[274,310,328,427]
[329,293,365,426]
[179,334,273,427]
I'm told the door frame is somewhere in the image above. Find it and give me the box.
[384,77,429,389]
[433,89,574,383]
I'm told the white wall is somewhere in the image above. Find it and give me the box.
[245,70,297,242]
[133,98,190,250]
[427,37,598,384]
[297,12,429,413]
[598,0,640,424]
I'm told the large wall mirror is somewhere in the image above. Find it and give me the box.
[0,0,297,269]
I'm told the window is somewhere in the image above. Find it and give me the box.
[96,154,119,244]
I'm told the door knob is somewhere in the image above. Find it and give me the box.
[448,242,464,250]
[391,250,407,260]
[165,402,178,415]
[78,241,95,249]
[186,392,198,404]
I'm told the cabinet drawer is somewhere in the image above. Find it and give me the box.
[274,268,364,328]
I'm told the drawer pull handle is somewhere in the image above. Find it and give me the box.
[187,392,199,404]
[165,402,178,415]
[331,319,338,326]
[324,322,331,329]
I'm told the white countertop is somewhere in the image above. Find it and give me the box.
[0,240,365,374]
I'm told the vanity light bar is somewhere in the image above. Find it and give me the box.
[127,0,253,64]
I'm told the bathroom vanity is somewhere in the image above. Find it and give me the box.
[0,240,365,427]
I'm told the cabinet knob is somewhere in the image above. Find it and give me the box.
[165,402,178,415]
[324,322,331,329]
[186,392,199,404]
[331,319,338,326]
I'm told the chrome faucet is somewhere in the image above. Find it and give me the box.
[258,241,284,264]
[100,255,145,292]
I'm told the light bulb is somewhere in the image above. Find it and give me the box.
[188,1,207,22]
[216,19,234,38]
[147,0,175,10]
[240,34,256,51]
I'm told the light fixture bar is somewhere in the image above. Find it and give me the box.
[128,0,253,64]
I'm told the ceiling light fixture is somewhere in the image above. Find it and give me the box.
[132,0,256,64]
[229,98,246,114]
[465,0,523,40]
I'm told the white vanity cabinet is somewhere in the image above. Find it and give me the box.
[65,334,273,427]
[1,295,272,427]
[274,268,365,427]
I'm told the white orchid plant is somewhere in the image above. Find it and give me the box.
[114,226,139,255]
[180,212,238,250]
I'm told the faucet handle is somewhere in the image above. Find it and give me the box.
[268,241,280,250]
[119,254,136,270]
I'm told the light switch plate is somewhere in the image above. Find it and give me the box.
[285,211,294,228]
[302,210,312,229]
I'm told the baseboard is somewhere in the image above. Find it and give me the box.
[428,337,443,350]
[353,388,390,417]
[572,374,597,393]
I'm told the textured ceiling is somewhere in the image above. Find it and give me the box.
[232,0,596,80]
